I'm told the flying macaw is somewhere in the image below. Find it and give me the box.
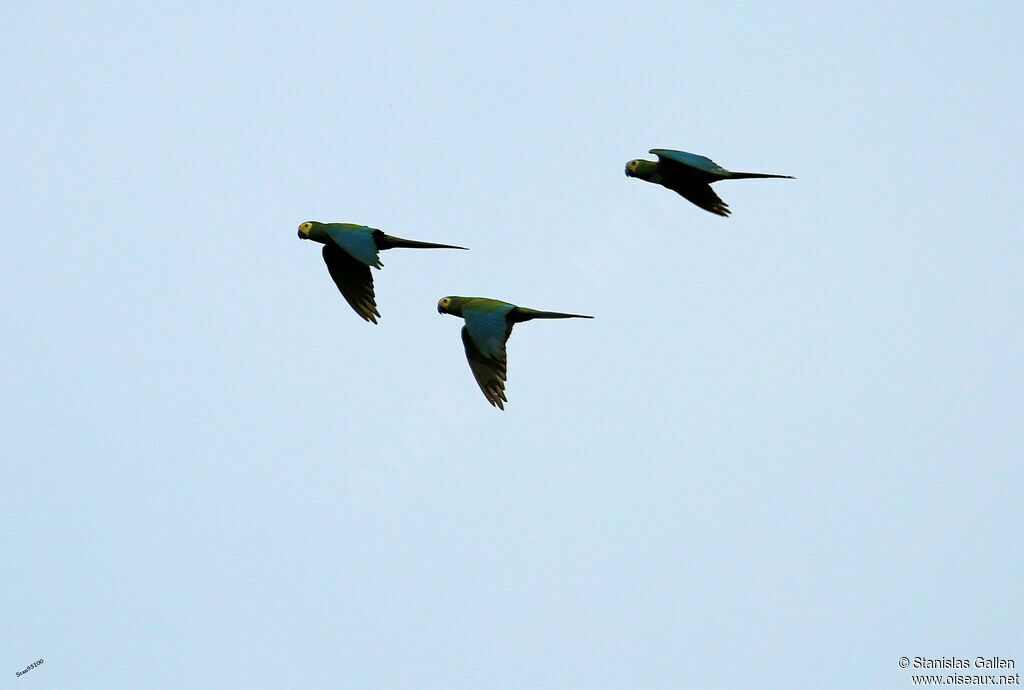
[437,296,592,409]
[625,149,793,216]
[298,221,466,323]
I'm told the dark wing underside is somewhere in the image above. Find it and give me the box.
[322,243,381,323]
[461,325,508,409]
[666,181,731,217]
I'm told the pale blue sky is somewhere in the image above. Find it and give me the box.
[2,2,1022,689]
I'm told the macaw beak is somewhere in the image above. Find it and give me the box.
[297,230,306,239]
[437,304,445,314]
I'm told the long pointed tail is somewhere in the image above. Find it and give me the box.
[513,308,594,322]
[728,171,795,180]
[380,234,468,250]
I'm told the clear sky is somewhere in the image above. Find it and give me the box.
[3,2,1022,689]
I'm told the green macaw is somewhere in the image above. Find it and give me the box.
[437,296,593,410]
[298,221,466,323]
[625,149,794,216]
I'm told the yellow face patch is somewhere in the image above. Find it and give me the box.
[626,160,639,173]
[298,222,313,236]
[437,297,451,311]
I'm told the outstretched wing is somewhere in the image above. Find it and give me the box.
[461,301,515,360]
[650,149,731,178]
[321,243,381,323]
[323,225,383,268]
[666,181,731,217]
[461,326,508,410]
[459,301,516,409]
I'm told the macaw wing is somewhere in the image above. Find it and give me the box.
[321,243,381,323]
[666,180,731,217]
[461,325,508,409]
[323,225,383,268]
[650,149,731,178]
[461,302,515,361]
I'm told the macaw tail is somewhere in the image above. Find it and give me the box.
[727,171,795,180]
[513,308,594,322]
[379,234,468,250]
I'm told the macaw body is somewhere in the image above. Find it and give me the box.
[437,296,592,409]
[298,221,466,323]
[625,149,793,216]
